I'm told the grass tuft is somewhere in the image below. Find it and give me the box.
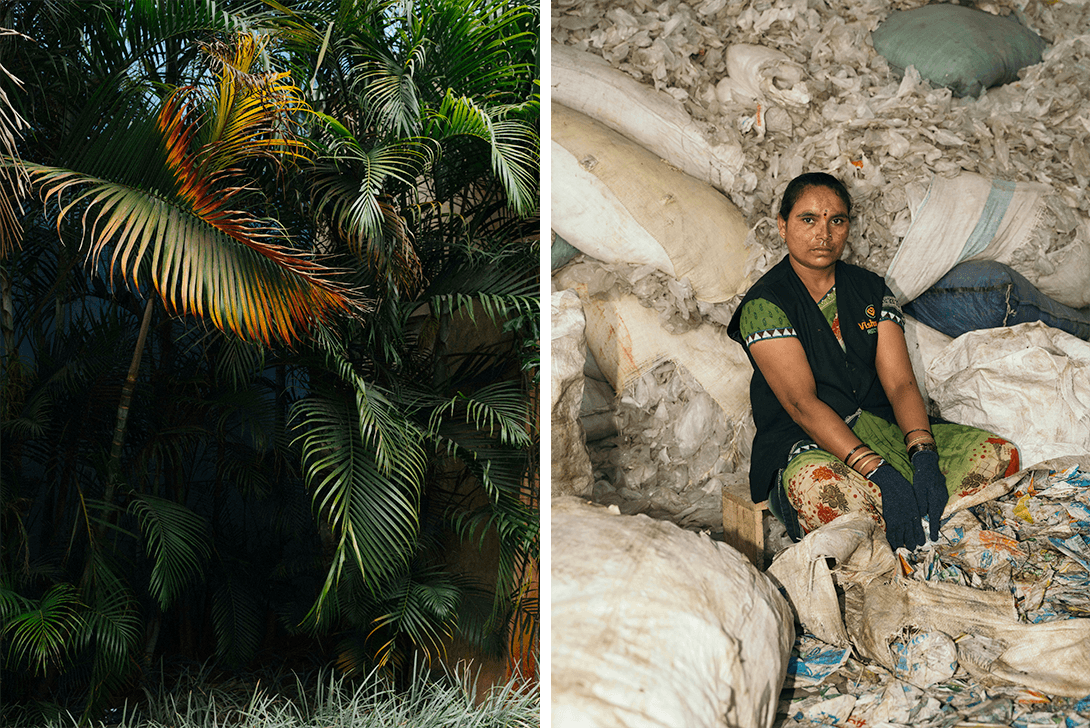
[3,663,539,728]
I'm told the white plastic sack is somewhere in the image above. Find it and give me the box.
[925,321,1090,467]
[552,103,751,303]
[553,262,753,429]
[552,497,794,728]
[552,290,594,498]
[768,498,1090,698]
[902,314,953,408]
[551,42,745,192]
[886,171,1090,309]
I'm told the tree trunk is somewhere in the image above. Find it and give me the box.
[97,297,156,539]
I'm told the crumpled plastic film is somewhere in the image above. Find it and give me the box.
[718,44,811,109]
[555,258,755,532]
[770,460,1090,727]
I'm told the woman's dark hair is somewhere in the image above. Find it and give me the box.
[777,172,852,221]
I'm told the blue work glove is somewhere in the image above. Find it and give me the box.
[911,449,949,542]
[867,462,925,551]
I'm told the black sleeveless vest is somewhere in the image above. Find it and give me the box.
[727,256,896,502]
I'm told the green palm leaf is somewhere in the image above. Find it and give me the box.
[428,93,538,216]
[0,582,33,621]
[292,349,431,624]
[1,582,85,673]
[129,493,211,610]
[80,550,142,717]
[369,566,460,668]
[292,390,424,594]
[429,91,540,215]
[310,132,436,280]
[353,37,427,137]
[428,380,532,449]
[81,555,140,666]
[211,568,263,666]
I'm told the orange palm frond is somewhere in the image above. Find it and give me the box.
[28,164,361,346]
[24,33,366,346]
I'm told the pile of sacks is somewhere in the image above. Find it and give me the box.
[554,295,798,728]
[552,0,1090,531]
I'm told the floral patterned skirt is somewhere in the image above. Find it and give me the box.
[780,411,1021,537]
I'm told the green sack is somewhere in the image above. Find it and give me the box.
[872,4,1048,98]
[552,232,581,270]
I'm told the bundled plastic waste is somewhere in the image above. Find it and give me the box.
[552,497,794,728]
[773,462,1090,727]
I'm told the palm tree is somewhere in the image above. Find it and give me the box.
[267,0,539,678]
[2,4,369,714]
[0,0,538,717]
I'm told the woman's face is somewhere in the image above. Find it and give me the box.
[778,184,850,273]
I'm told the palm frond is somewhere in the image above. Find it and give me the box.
[119,1,265,89]
[309,134,434,287]
[427,380,532,449]
[0,380,52,439]
[1,582,85,674]
[428,92,538,216]
[350,36,427,138]
[79,550,141,719]
[430,292,536,328]
[211,567,264,666]
[0,36,29,259]
[177,36,313,174]
[323,344,430,479]
[0,581,33,621]
[213,333,266,389]
[369,566,460,668]
[128,493,212,610]
[292,393,422,591]
[25,161,363,345]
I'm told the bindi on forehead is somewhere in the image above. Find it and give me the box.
[795,207,837,218]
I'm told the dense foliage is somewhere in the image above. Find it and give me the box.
[0,0,538,721]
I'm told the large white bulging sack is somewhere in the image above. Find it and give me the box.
[551,290,594,498]
[902,314,953,408]
[553,262,753,428]
[925,321,1090,467]
[885,171,1090,309]
[552,103,751,303]
[551,43,745,192]
[552,497,794,728]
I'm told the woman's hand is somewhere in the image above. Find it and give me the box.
[911,449,948,542]
[867,463,925,551]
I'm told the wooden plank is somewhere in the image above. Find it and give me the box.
[721,477,769,569]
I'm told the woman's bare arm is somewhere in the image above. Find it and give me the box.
[874,319,931,438]
[749,336,865,462]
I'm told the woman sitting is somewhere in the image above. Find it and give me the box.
[727,172,1020,550]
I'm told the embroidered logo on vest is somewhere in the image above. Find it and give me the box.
[858,304,878,334]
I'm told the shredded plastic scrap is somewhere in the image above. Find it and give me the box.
[777,465,1090,726]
